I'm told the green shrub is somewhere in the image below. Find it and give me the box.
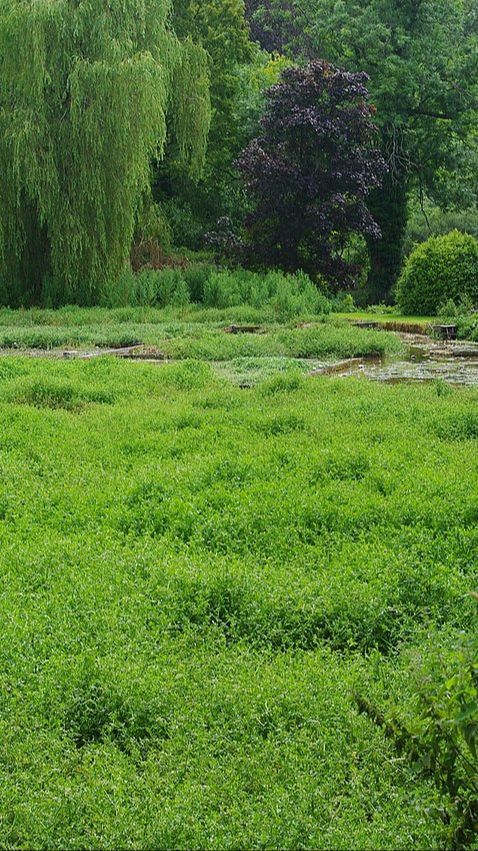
[369,621,478,848]
[396,231,478,315]
[455,315,478,342]
[134,269,162,306]
[331,291,357,313]
[203,270,243,308]
[438,293,474,319]
[201,268,331,316]
[100,268,138,308]
[102,269,161,308]
[101,268,191,309]
[183,264,215,303]
[270,271,330,319]
[89,266,334,314]
[154,269,185,308]
[405,631,478,847]
[41,275,71,309]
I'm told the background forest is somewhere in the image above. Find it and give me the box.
[1,0,477,310]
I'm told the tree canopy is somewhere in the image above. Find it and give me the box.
[1,0,478,306]
[235,60,386,285]
[246,0,478,300]
[0,0,211,305]
[155,0,253,246]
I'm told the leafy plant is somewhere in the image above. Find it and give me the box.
[157,0,252,243]
[397,612,478,847]
[396,231,478,316]
[234,60,386,287]
[411,656,478,843]
[438,294,475,320]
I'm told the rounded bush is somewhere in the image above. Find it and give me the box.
[396,230,478,315]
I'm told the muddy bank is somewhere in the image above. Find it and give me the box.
[0,344,168,361]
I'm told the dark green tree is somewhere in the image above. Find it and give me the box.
[0,0,211,306]
[155,0,253,246]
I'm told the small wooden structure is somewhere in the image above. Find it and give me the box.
[431,324,457,341]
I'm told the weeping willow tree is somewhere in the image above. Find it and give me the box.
[0,0,211,305]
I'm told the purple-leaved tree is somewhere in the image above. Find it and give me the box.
[235,60,387,287]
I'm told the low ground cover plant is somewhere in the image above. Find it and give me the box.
[0,354,477,847]
[0,306,403,361]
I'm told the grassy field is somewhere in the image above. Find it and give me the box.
[0,306,405,362]
[0,332,477,848]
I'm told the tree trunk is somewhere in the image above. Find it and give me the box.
[363,167,408,305]
[3,198,51,307]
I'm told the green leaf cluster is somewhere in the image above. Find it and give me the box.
[158,0,271,244]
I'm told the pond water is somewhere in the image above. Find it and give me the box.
[321,335,478,387]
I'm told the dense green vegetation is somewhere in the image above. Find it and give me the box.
[246,0,478,302]
[0,304,402,361]
[0,0,211,306]
[0,351,477,848]
[2,1,478,847]
[397,231,478,315]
